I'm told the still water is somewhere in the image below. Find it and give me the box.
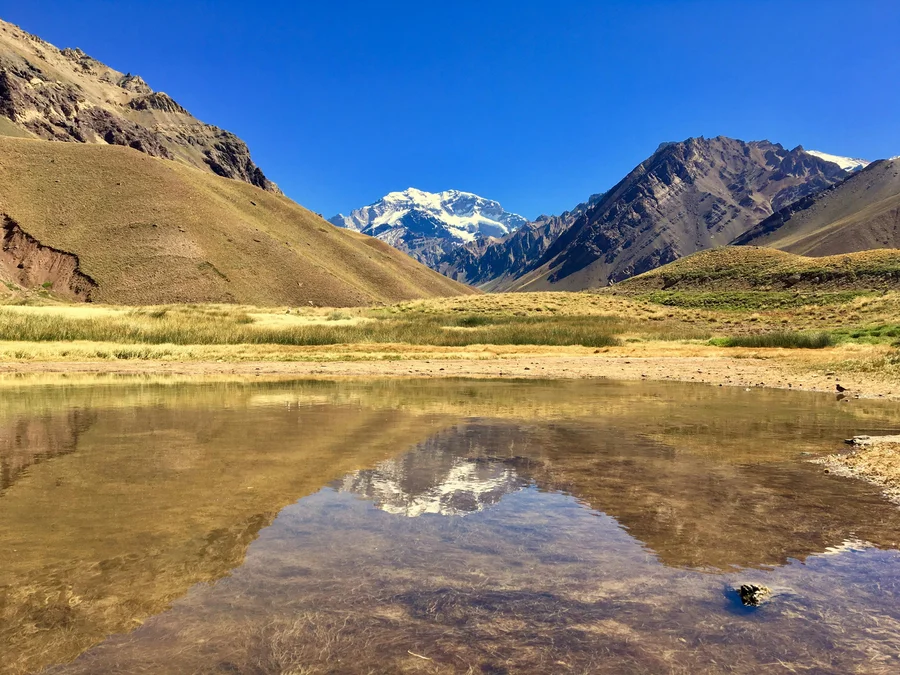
[2,377,900,674]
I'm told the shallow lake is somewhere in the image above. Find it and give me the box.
[2,377,900,674]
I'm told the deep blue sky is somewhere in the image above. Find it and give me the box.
[4,1,899,219]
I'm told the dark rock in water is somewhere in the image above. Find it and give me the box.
[738,584,771,607]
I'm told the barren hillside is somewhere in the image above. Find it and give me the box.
[0,136,474,305]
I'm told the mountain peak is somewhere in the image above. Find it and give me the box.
[329,188,527,268]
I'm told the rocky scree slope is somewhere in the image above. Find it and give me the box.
[329,188,527,268]
[0,18,278,192]
[498,137,851,291]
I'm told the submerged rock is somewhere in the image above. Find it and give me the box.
[738,584,772,607]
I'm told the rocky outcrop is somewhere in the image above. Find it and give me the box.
[127,91,189,115]
[0,18,279,193]
[201,128,276,191]
[0,215,98,301]
[74,107,173,158]
[117,72,152,94]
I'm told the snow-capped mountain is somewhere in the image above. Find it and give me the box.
[804,150,870,172]
[329,188,528,268]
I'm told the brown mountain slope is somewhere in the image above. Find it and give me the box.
[0,18,278,192]
[502,137,849,292]
[0,136,473,305]
[733,158,900,254]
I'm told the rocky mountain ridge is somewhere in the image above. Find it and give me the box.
[0,18,279,192]
[448,137,853,291]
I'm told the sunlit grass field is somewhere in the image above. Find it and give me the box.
[1,290,898,359]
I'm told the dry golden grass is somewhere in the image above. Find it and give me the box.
[0,136,473,306]
[0,290,898,400]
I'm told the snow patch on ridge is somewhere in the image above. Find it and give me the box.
[805,150,870,172]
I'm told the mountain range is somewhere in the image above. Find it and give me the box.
[1,16,897,304]
[328,188,527,268]
[734,157,900,255]
[339,139,869,290]
[498,138,853,290]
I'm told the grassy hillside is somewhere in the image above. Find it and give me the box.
[0,136,474,306]
[734,158,900,255]
[617,246,900,292]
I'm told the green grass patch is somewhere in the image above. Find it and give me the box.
[713,331,835,349]
[829,324,900,345]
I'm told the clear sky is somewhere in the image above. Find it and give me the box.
[4,1,899,219]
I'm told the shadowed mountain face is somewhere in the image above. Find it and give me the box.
[733,158,900,255]
[0,19,278,192]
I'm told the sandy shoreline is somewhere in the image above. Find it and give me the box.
[1,354,897,401]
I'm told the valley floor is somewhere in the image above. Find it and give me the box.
[0,343,897,401]
[0,289,898,400]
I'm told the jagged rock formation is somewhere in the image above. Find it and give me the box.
[437,193,605,289]
[733,158,900,255]
[329,188,527,268]
[500,137,851,290]
[0,18,279,192]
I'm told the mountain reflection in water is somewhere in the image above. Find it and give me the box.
[334,428,534,517]
[2,378,900,674]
